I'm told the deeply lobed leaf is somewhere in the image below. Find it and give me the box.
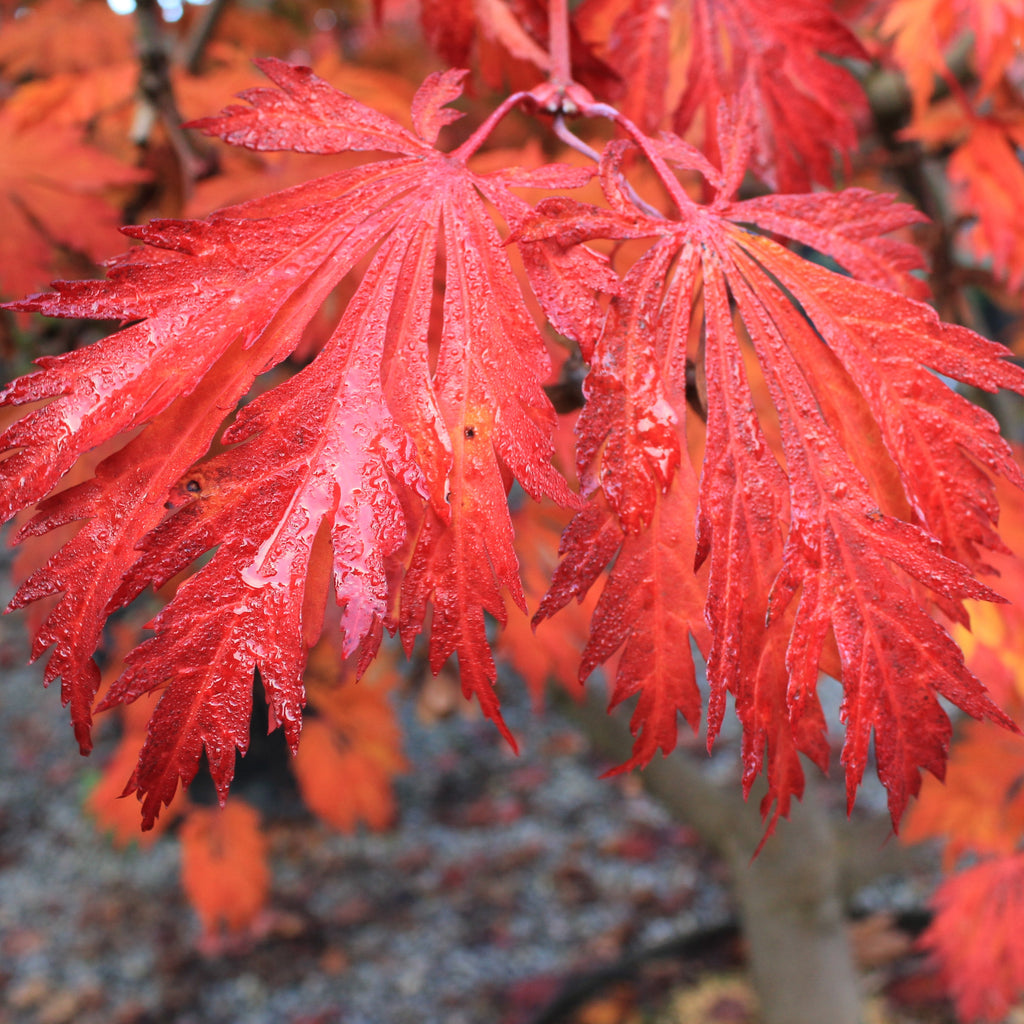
[525,126,1024,829]
[1,64,580,824]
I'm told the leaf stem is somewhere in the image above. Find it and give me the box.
[549,0,572,85]
[554,116,665,218]
[552,115,601,162]
[585,101,697,217]
[450,91,532,162]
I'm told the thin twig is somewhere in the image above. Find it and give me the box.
[181,0,231,75]
[133,0,216,187]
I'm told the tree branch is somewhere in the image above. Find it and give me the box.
[133,0,216,188]
[180,0,231,76]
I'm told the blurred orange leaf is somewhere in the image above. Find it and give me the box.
[179,798,270,939]
[292,717,402,832]
[292,640,407,832]
[0,0,133,78]
[902,719,1024,866]
[0,91,146,299]
[882,0,1024,114]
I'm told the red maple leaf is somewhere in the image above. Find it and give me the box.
[2,61,582,827]
[920,853,1024,1022]
[2,48,1022,842]
[522,113,1023,829]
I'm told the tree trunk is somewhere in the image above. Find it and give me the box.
[562,689,888,1024]
[723,780,863,1024]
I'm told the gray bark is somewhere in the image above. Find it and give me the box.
[562,688,921,1024]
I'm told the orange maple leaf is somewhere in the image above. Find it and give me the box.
[179,798,270,940]
[882,0,1024,114]
[291,639,407,833]
[0,91,146,300]
[902,720,1024,867]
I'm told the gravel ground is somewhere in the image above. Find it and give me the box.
[0,594,736,1024]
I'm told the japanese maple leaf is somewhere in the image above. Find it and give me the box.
[179,798,270,943]
[898,464,1024,1019]
[927,113,1024,291]
[524,118,1024,828]
[574,0,674,131]
[1,60,581,826]
[681,0,870,191]
[291,638,407,833]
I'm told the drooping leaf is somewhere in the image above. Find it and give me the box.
[911,109,1024,292]
[1,61,581,826]
[534,221,711,776]
[523,124,1023,826]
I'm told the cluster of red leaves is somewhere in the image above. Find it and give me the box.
[3,45,1021,843]
[2,0,1024,918]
